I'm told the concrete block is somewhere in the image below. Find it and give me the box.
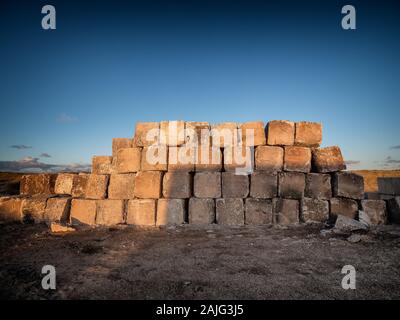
[114,147,141,173]
[126,199,156,226]
[134,171,162,199]
[85,174,109,200]
[211,122,239,147]
[305,173,331,200]
[224,146,253,172]
[189,198,215,224]
[222,172,249,198]
[266,120,294,146]
[216,198,244,225]
[96,200,125,226]
[312,146,346,173]
[377,178,400,196]
[71,173,89,198]
[112,138,132,156]
[300,198,329,223]
[294,122,322,147]
[387,196,400,224]
[195,146,222,171]
[20,174,57,195]
[21,196,48,223]
[245,198,273,225]
[273,198,299,225]
[283,146,311,173]
[249,172,277,198]
[160,120,185,146]
[333,172,364,200]
[239,121,266,146]
[133,122,160,147]
[44,197,71,223]
[0,196,23,221]
[162,172,191,198]
[194,172,221,198]
[185,121,210,146]
[70,199,97,226]
[361,200,387,225]
[141,145,168,171]
[108,174,135,199]
[278,172,305,199]
[255,146,283,171]
[55,173,76,195]
[92,156,115,175]
[168,146,195,172]
[156,199,185,225]
[330,197,358,219]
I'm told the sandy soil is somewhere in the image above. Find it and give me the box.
[1,222,400,300]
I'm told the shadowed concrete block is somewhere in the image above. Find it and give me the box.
[112,138,132,157]
[134,171,162,199]
[278,172,305,199]
[361,200,387,225]
[224,146,253,172]
[96,200,125,226]
[127,199,156,226]
[168,146,195,172]
[273,198,299,225]
[160,120,185,146]
[55,173,76,195]
[312,146,346,173]
[295,122,322,147]
[239,121,266,146]
[333,172,364,200]
[222,172,249,198]
[283,146,311,173]
[185,121,210,146]
[194,172,221,198]
[245,198,273,225]
[133,122,160,147]
[211,122,239,147]
[85,174,109,200]
[377,178,400,196]
[255,146,283,171]
[44,197,71,223]
[71,173,89,198]
[92,156,115,175]
[330,197,358,219]
[305,173,331,200]
[21,196,48,223]
[189,198,215,224]
[108,174,135,199]
[114,148,141,173]
[0,196,23,222]
[216,198,244,225]
[141,145,168,171]
[195,147,222,171]
[156,199,185,226]
[162,172,191,199]
[250,172,277,199]
[300,198,329,223]
[20,174,57,195]
[387,197,400,224]
[70,199,96,226]
[266,120,294,146]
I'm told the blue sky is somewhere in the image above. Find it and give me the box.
[0,0,400,171]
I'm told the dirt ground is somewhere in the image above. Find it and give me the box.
[1,222,400,300]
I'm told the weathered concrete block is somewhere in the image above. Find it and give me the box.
[278,172,305,199]
[245,198,273,225]
[300,198,329,223]
[195,147,222,171]
[96,200,125,226]
[330,197,358,219]
[189,198,215,224]
[168,146,195,171]
[20,174,57,195]
[126,199,156,226]
[71,173,89,198]
[85,174,109,200]
[266,120,295,146]
[108,174,135,199]
[185,121,210,146]
[255,146,283,171]
[0,196,23,221]
[194,172,221,198]
[312,146,346,173]
[70,199,96,226]
[222,172,249,198]
[160,120,185,146]
[305,173,331,200]
[134,171,162,199]
[156,199,185,225]
[333,172,364,200]
[361,200,387,225]
[55,173,76,195]
[273,198,299,225]
[216,198,244,225]
[162,172,191,198]
[250,172,277,198]
[294,122,322,147]
[224,146,253,172]
[133,122,160,147]
[377,177,400,196]
[92,156,115,175]
[239,121,266,146]
[141,145,168,171]
[387,196,400,224]
[112,138,132,156]
[211,122,239,147]
[114,148,141,173]
[21,196,48,223]
[44,197,71,223]
[283,146,311,173]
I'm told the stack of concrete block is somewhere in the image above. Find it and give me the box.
[0,119,393,228]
